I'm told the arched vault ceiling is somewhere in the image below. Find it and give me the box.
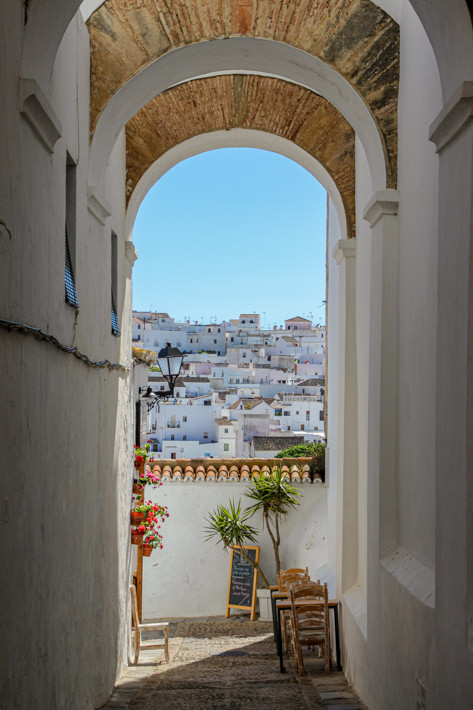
[89,0,399,187]
[126,75,356,236]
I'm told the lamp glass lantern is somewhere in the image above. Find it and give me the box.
[157,342,184,396]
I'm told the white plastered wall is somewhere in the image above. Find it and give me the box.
[338,4,458,709]
[142,483,329,618]
[0,8,133,708]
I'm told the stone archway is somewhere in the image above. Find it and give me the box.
[125,75,355,235]
[125,128,348,241]
[87,0,399,188]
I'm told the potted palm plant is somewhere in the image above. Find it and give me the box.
[244,466,300,619]
[204,469,301,620]
[204,499,270,589]
[245,466,301,579]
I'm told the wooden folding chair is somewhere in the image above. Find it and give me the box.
[289,580,331,675]
[129,584,170,665]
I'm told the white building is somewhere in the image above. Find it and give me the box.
[186,323,227,355]
[226,345,260,365]
[238,313,261,329]
[215,417,239,457]
[150,398,221,452]
[274,396,325,434]
[284,316,313,331]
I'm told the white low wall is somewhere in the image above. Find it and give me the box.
[142,482,329,619]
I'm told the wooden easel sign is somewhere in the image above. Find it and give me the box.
[225,545,260,621]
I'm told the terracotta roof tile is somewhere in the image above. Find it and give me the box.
[143,457,323,484]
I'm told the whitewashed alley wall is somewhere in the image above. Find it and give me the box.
[142,483,328,619]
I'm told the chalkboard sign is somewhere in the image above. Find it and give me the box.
[225,545,260,621]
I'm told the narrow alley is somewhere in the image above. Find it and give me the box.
[101,617,366,710]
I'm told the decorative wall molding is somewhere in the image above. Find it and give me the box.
[381,547,435,609]
[87,186,111,225]
[19,78,62,153]
[429,81,473,153]
[363,189,399,229]
[333,239,356,265]
[125,240,138,266]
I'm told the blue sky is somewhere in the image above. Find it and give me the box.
[132,148,327,328]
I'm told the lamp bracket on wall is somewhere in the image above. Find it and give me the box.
[139,386,173,411]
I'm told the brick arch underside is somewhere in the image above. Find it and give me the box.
[126,74,356,236]
[89,0,399,188]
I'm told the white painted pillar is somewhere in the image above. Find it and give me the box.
[333,239,358,595]
[429,83,473,704]
[363,190,399,563]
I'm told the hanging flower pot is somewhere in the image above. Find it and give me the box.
[143,545,152,557]
[130,510,145,525]
[131,531,143,545]
[131,524,146,545]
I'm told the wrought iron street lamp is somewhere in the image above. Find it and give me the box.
[138,342,184,411]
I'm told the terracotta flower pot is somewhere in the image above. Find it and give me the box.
[131,530,144,545]
[130,511,145,525]
[143,545,153,557]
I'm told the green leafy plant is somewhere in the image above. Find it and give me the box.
[134,441,151,467]
[245,467,300,577]
[275,441,326,478]
[204,499,270,588]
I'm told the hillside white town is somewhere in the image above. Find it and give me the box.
[133,311,326,458]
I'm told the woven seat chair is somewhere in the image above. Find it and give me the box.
[278,567,310,652]
[288,580,331,675]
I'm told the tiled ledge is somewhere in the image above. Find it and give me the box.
[144,457,323,484]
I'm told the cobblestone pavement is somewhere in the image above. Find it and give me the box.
[99,616,367,710]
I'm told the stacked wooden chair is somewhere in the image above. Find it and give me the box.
[278,567,310,652]
[288,579,331,675]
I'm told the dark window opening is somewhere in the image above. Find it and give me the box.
[111,232,120,336]
[65,156,79,308]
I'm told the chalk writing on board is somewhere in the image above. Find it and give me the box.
[228,547,257,607]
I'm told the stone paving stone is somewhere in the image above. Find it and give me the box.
[98,617,367,710]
